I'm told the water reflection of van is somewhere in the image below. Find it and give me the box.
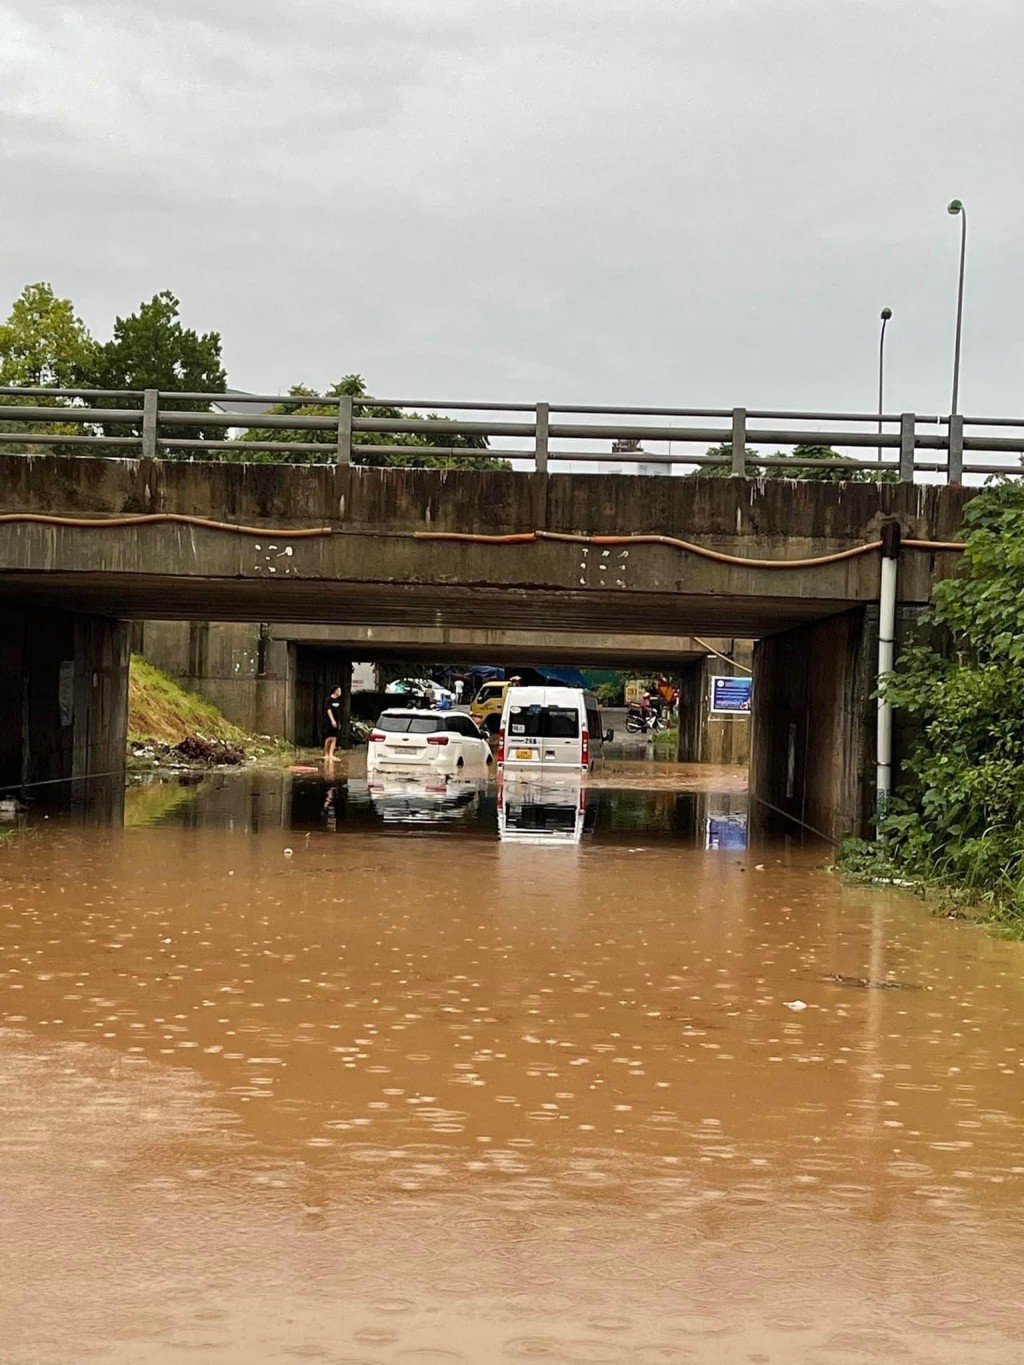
[498,686,605,773]
[498,778,587,845]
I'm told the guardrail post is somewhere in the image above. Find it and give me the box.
[731,408,747,476]
[142,389,159,459]
[947,413,964,485]
[336,394,353,466]
[899,412,915,482]
[535,402,549,473]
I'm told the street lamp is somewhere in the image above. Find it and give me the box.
[877,307,892,464]
[947,199,967,416]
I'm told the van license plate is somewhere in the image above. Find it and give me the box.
[515,749,534,760]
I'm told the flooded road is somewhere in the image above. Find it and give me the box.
[2,765,1024,1363]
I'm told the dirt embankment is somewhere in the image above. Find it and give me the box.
[129,656,247,746]
[128,656,284,767]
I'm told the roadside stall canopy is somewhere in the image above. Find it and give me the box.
[464,665,588,688]
[529,665,589,688]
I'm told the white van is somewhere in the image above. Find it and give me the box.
[498,686,606,773]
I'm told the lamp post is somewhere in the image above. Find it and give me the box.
[947,199,967,416]
[877,307,892,464]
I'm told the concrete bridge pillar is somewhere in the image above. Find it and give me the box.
[676,657,710,762]
[749,608,873,843]
[0,605,129,818]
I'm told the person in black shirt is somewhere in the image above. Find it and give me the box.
[324,686,343,762]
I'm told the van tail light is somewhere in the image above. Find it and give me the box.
[369,730,386,742]
[581,729,590,767]
[426,734,449,746]
[497,728,505,764]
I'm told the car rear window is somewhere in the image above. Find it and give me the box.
[378,715,442,734]
[445,716,480,738]
[507,705,579,739]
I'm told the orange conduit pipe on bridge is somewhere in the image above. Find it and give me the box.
[0,514,967,565]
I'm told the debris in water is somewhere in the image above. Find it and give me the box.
[826,974,920,991]
[172,735,246,766]
[784,1000,808,1011]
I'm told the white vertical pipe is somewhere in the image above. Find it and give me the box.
[876,552,898,820]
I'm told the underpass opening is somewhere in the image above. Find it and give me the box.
[279,629,756,772]
[82,605,884,841]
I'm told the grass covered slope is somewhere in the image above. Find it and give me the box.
[128,655,246,745]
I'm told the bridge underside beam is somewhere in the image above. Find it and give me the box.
[273,623,712,669]
[0,570,858,638]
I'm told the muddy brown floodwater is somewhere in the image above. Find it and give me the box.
[2,766,1024,1364]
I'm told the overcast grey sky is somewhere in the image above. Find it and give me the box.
[2,0,1022,421]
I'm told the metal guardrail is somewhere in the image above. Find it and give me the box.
[1,386,1023,482]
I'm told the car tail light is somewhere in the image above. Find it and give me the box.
[369,730,386,742]
[497,728,505,764]
[581,729,590,767]
[426,734,449,746]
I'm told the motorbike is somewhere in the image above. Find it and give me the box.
[625,705,664,736]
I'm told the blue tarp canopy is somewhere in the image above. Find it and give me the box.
[465,664,587,688]
[531,665,588,688]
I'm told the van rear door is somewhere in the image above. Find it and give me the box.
[505,701,581,768]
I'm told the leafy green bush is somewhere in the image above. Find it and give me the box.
[593,681,624,706]
[843,480,1024,927]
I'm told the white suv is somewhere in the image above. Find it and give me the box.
[367,709,493,776]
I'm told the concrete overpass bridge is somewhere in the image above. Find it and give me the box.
[0,444,972,838]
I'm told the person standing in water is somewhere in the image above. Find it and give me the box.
[324,686,343,762]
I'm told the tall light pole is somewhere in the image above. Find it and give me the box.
[947,199,967,416]
[877,307,892,464]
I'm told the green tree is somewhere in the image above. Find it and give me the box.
[784,443,897,483]
[84,291,226,448]
[844,479,1024,924]
[0,282,97,452]
[236,374,507,469]
[687,442,897,481]
[685,442,758,476]
[0,282,96,387]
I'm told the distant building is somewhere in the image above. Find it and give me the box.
[210,389,276,419]
[602,436,666,477]
[211,389,276,441]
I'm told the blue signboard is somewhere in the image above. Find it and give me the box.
[710,675,752,714]
[706,816,748,850]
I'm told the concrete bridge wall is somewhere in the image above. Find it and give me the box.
[0,458,968,633]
